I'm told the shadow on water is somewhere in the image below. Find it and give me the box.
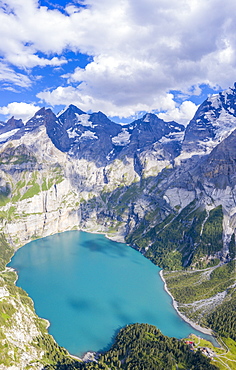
[80,239,129,258]
[98,325,124,354]
[80,239,110,253]
[68,298,94,312]
[109,299,134,323]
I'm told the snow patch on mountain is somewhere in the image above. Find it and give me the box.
[75,113,93,127]
[143,114,153,122]
[209,94,220,109]
[0,128,20,142]
[193,108,236,154]
[112,129,131,146]
[67,127,79,139]
[80,130,98,140]
[106,149,115,160]
[67,127,98,140]
[211,109,236,140]
[179,90,236,165]
[159,131,185,144]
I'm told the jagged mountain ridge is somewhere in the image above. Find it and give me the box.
[0,104,185,167]
[3,84,236,172]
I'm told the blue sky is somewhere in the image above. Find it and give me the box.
[0,0,235,124]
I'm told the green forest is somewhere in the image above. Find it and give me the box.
[45,324,218,370]
[206,290,236,341]
[127,202,224,270]
[164,261,235,304]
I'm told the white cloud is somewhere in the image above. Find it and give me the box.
[0,102,41,122]
[6,54,67,69]
[1,0,236,117]
[158,101,199,126]
[0,61,31,87]
[0,0,70,67]
[37,86,176,118]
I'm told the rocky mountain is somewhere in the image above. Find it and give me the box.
[0,104,185,167]
[0,85,236,368]
[176,84,236,165]
[1,85,236,266]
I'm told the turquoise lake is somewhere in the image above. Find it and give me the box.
[8,230,216,356]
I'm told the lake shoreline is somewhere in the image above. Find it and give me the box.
[159,270,213,336]
[70,354,83,362]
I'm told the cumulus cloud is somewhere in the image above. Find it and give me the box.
[1,0,236,118]
[37,86,176,118]
[0,0,70,68]
[0,102,41,122]
[158,101,199,126]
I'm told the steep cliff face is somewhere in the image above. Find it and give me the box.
[1,86,236,368]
